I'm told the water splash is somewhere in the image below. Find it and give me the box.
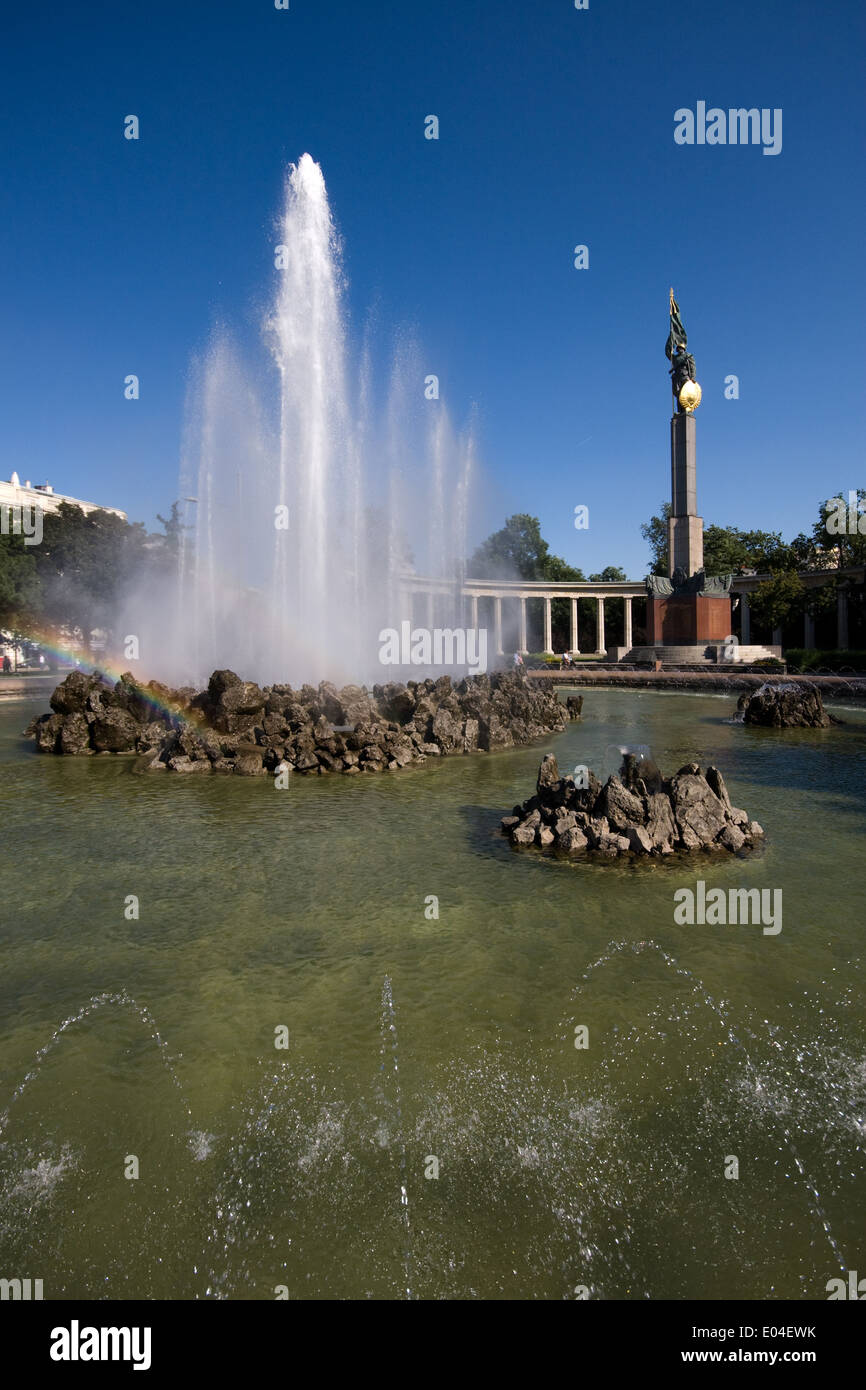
[381,976,414,1299]
[0,991,193,1141]
[565,939,853,1277]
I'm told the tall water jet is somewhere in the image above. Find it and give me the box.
[161,154,477,688]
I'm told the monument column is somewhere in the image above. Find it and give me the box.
[543,596,552,653]
[570,597,579,653]
[668,412,703,578]
[623,596,633,651]
[740,593,751,644]
[494,597,503,655]
[646,290,732,659]
[596,597,606,655]
[518,597,527,653]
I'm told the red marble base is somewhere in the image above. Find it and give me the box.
[646,594,732,645]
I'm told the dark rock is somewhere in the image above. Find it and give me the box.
[536,753,560,796]
[670,771,727,849]
[595,776,645,831]
[737,681,831,728]
[49,670,109,715]
[431,707,460,752]
[91,707,141,753]
[234,751,264,775]
[645,793,677,853]
[60,712,92,755]
[503,755,762,859]
[556,826,588,852]
[34,713,63,753]
[511,824,536,845]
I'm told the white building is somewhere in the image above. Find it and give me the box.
[0,472,126,520]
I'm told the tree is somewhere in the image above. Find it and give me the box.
[154,501,188,559]
[812,489,866,569]
[470,514,551,581]
[469,514,585,582]
[640,504,671,576]
[589,566,627,582]
[0,533,41,632]
[642,504,802,577]
[748,570,805,634]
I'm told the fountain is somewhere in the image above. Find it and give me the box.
[2,963,861,1299]
[155,154,476,689]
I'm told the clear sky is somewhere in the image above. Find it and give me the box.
[1,0,863,578]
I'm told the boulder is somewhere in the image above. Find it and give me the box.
[511,824,536,845]
[737,681,831,728]
[626,825,654,855]
[594,776,645,832]
[34,713,63,753]
[91,707,140,753]
[556,826,588,852]
[536,753,561,797]
[644,793,677,853]
[234,751,264,775]
[49,670,108,715]
[167,755,212,773]
[60,712,92,755]
[670,771,728,848]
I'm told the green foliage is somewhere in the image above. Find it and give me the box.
[2,500,186,644]
[642,492,866,578]
[0,533,41,630]
[812,489,866,568]
[703,525,795,574]
[747,569,805,632]
[784,649,866,672]
[640,503,670,576]
[589,566,627,582]
[469,515,585,582]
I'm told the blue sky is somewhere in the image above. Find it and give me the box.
[1,0,863,578]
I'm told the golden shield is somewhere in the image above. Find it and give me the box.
[678,379,702,412]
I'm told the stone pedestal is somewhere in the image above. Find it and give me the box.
[646,592,732,645]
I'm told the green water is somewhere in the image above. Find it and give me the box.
[1,688,865,1301]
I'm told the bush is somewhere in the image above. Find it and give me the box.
[784,649,866,674]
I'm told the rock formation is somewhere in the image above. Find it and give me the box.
[26,668,568,776]
[736,681,833,728]
[501,753,764,858]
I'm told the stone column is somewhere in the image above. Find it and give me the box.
[425,590,434,628]
[837,588,850,649]
[469,593,478,629]
[519,597,527,653]
[623,596,633,651]
[570,597,579,653]
[543,596,552,653]
[740,593,751,644]
[494,597,503,655]
[596,597,606,655]
[669,412,703,577]
[772,626,783,649]
[804,607,815,650]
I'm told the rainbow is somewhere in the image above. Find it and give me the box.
[4,627,196,727]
